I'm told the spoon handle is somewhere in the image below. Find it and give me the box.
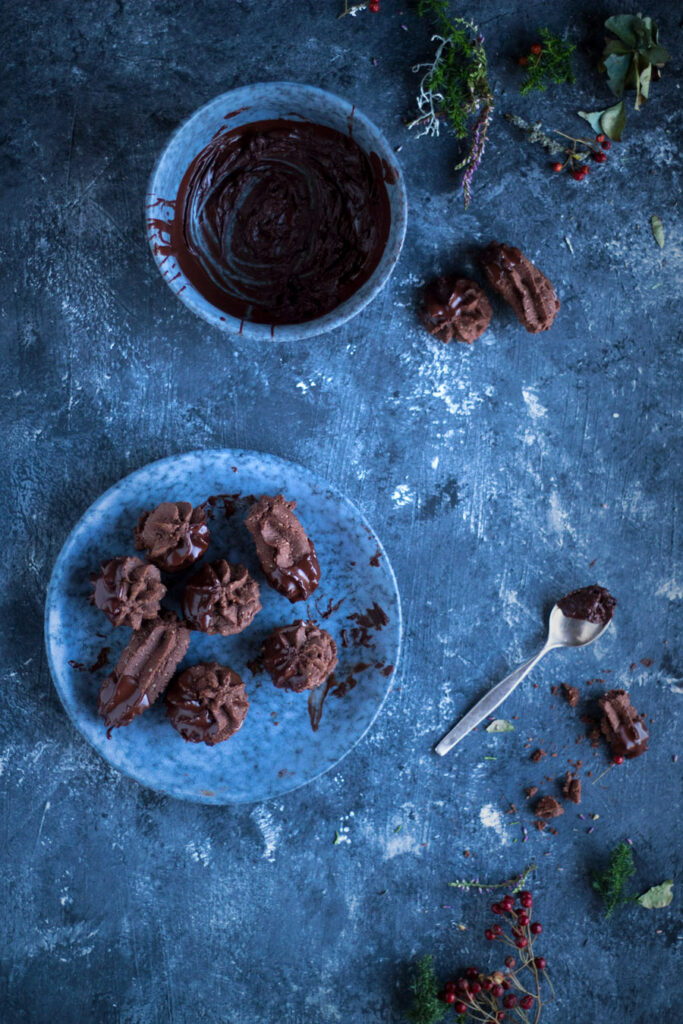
[434,646,550,757]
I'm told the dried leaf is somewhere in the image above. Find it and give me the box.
[637,880,673,909]
[650,215,665,249]
[486,719,515,733]
[600,100,626,141]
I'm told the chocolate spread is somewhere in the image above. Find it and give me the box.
[151,119,393,326]
[558,584,616,624]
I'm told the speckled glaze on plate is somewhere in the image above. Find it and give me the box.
[146,82,407,341]
[44,450,402,804]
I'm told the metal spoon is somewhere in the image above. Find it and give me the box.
[435,602,613,757]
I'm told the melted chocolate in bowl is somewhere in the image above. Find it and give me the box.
[159,119,393,326]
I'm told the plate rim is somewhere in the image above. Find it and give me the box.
[44,447,403,805]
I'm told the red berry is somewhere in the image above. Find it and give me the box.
[534,957,547,971]
[492,984,504,998]
[520,995,534,1010]
[492,924,503,936]
[504,956,516,969]
[497,1015,506,1023]
[519,892,533,908]
[470,982,482,995]
[613,754,624,764]
[571,169,583,181]
[491,902,503,915]
[552,162,564,172]
[455,1003,468,1015]
[594,152,608,163]
[518,56,528,67]
[368,1,380,11]
[482,978,493,991]
[444,992,456,1004]
[530,43,543,55]
[445,981,456,993]
[596,133,606,142]
[530,922,542,935]
[485,929,495,940]
[503,994,518,1009]
[456,978,469,991]
[516,912,529,927]
[515,937,528,949]
[501,896,515,912]
[601,139,612,150]
[502,979,512,990]
[466,967,479,979]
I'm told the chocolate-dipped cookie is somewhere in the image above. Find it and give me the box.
[134,501,210,572]
[166,662,249,746]
[90,556,166,629]
[245,494,320,602]
[182,560,261,635]
[262,620,337,693]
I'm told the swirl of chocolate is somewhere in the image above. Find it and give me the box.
[420,276,492,344]
[159,119,392,326]
[182,560,261,635]
[557,584,616,625]
[478,242,560,333]
[262,620,338,693]
[97,612,190,735]
[166,662,249,745]
[245,494,320,602]
[134,501,210,573]
[599,689,649,760]
[90,556,166,629]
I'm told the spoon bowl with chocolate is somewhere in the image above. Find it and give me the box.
[147,83,407,340]
[435,585,616,756]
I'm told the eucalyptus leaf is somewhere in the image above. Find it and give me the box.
[601,100,626,141]
[605,15,638,47]
[650,215,665,249]
[486,719,514,733]
[603,52,632,96]
[637,880,673,909]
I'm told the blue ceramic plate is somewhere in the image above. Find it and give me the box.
[45,450,401,804]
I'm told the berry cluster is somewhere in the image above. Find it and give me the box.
[551,133,612,181]
[438,891,552,1021]
[518,42,544,67]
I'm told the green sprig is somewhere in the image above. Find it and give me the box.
[409,3,493,207]
[406,956,447,1024]
[520,28,576,94]
[591,842,636,918]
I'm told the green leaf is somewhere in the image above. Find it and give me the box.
[605,15,639,47]
[577,109,605,134]
[486,719,514,733]
[603,52,632,97]
[650,215,665,249]
[600,100,626,141]
[637,880,673,909]
[644,45,671,67]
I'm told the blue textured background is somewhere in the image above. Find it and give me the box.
[2,2,681,1022]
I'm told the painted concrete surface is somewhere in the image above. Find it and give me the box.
[1,2,681,1021]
